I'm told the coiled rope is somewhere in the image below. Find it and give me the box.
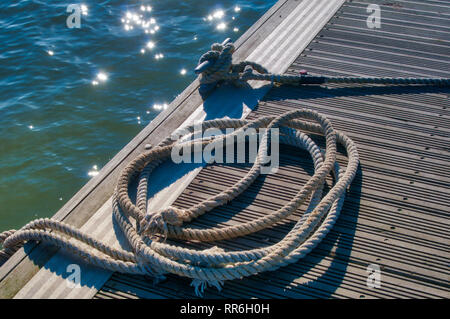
[0,109,359,295]
[1,40,447,296]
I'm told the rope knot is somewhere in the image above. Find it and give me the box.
[139,206,187,239]
[196,40,272,93]
[198,42,236,86]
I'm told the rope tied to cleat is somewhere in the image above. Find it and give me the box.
[195,38,450,96]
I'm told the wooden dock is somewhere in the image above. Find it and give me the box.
[0,0,449,299]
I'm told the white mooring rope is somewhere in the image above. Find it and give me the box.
[197,40,450,89]
[1,40,448,296]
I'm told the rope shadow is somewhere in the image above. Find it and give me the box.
[264,83,450,104]
[267,164,363,299]
[202,82,272,121]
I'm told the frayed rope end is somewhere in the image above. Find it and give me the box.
[190,278,224,297]
[139,206,186,240]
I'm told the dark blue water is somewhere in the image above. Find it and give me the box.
[0,0,276,232]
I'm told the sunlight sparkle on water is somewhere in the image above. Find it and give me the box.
[146,41,155,49]
[153,103,168,111]
[97,72,108,81]
[180,69,187,75]
[81,4,88,15]
[217,22,227,30]
[234,6,241,12]
[88,165,99,177]
[122,9,157,34]
[140,5,152,12]
[206,9,225,21]
[92,72,107,85]
[47,50,54,56]
[213,10,225,19]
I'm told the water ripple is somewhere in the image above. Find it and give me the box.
[0,0,276,231]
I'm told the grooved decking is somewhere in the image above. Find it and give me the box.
[95,0,450,299]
